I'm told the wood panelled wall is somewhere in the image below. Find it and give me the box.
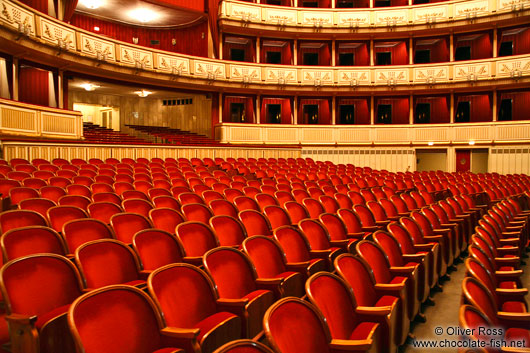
[69,91,213,137]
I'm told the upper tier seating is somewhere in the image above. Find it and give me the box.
[126,124,222,146]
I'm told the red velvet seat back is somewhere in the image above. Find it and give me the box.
[202,190,225,203]
[367,201,388,222]
[462,278,498,324]
[356,241,392,284]
[243,236,286,278]
[67,184,92,197]
[0,209,47,233]
[239,210,272,237]
[176,222,218,257]
[263,205,291,230]
[319,213,348,241]
[58,195,91,211]
[401,193,419,211]
[430,204,450,224]
[334,193,353,210]
[255,193,278,209]
[204,248,257,299]
[306,273,359,340]
[347,191,365,205]
[19,198,56,218]
[264,299,330,353]
[318,195,339,214]
[178,192,205,205]
[302,198,325,219]
[379,199,399,219]
[411,210,437,236]
[224,189,244,202]
[152,195,181,210]
[353,204,377,227]
[337,208,364,233]
[298,219,332,250]
[133,229,183,271]
[209,215,247,247]
[389,195,408,214]
[234,196,260,212]
[372,230,405,267]
[275,191,294,207]
[388,221,418,254]
[149,264,217,327]
[122,199,153,217]
[1,254,82,316]
[2,226,65,261]
[210,199,239,218]
[9,187,40,205]
[47,206,88,233]
[284,201,309,224]
[122,190,149,201]
[273,226,311,262]
[22,178,48,189]
[465,258,497,295]
[148,208,185,234]
[87,202,123,224]
[181,203,214,224]
[215,340,274,353]
[110,213,152,244]
[360,189,377,202]
[334,254,378,307]
[76,240,140,289]
[69,286,165,353]
[63,219,113,254]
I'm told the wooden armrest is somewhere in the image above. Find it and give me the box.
[362,226,379,232]
[217,298,249,307]
[356,306,392,316]
[390,266,416,276]
[330,338,373,351]
[402,253,426,262]
[286,262,310,272]
[5,314,37,325]
[347,232,365,239]
[160,327,199,340]
[256,278,283,285]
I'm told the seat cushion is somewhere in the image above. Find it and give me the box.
[501,301,527,313]
[498,281,518,290]
[349,322,378,340]
[243,289,270,302]
[35,304,70,330]
[196,312,238,341]
[375,295,398,308]
[390,276,407,285]
[505,328,530,345]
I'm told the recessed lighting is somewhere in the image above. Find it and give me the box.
[427,141,434,146]
[129,8,159,23]
[80,0,103,9]
[93,26,100,31]
[135,90,153,97]
[80,83,100,91]
[468,140,476,145]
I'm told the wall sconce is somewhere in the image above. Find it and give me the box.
[467,73,477,81]
[135,59,146,70]
[171,38,176,46]
[386,19,397,27]
[387,78,396,86]
[132,37,139,44]
[427,76,436,85]
[465,11,477,20]
[96,50,107,62]
[427,16,436,24]
[313,19,323,28]
[510,69,522,78]
[242,75,250,84]
[348,19,359,29]
[17,22,31,37]
[350,78,358,87]
[277,19,286,26]
[172,66,182,76]
[207,71,216,81]
[241,13,251,22]
[278,77,285,85]
[314,78,322,87]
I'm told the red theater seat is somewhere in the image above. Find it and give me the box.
[133,229,184,273]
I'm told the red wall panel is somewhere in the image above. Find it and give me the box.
[499,91,530,121]
[456,94,492,122]
[70,14,208,57]
[19,66,49,107]
[456,150,471,172]
[376,97,409,124]
[20,0,48,14]
[261,98,292,124]
[338,98,370,124]
[415,96,450,123]
[374,41,408,65]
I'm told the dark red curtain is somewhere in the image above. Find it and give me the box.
[261,42,292,65]
[319,0,332,7]
[414,37,449,63]
[261,98,292,124]
[20,0,48,13]
[207,0,220,58]
[19,67,49,107]
[338,98,370,124]
[223,96,254,123]
[70,14,208,57]
[62,0,78,22]
[298,43,331,66]
[374,41,408,65]
[391,0,407,6]
[337,43,369,66]
[415,96,450,123]
[376,98,409,124]
[455,32,492,60]
[456,150,471,172]
[499,28,530,55]
[298,99,330,124]
[456,94,492,122]
[499,91,530,121]
[223,37,255,62]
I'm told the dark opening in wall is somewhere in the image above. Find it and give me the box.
[414,50,430,64]
[377,104,392,124]
[303,53,319,66]
[499,41,513,56]
[455,46,471,61]
[339,53,354,66]
[376,52,391,65]
[340,105,355,124]
[230,49,246,62]
[267,104,282,123]
[498,99,513,121]
[455,101,471,122]
[266,52,282,64]
[415,103,431,123]
[230,103,245,122]
[303,105,319,124]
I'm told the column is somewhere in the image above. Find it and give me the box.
[219,33,223,60]
[291,96,298,125]
[331,40,336,66]
[409,94,413,124]
[370,96,375,124]
[369,0,374,8]
[409,37,413,65]
[218,93,223,123]
[12,58,18,101]
[449,93,454,123]
[492,90,497,121]
[58,70,64,109]
[493,29,497,58]
[294,0,298,6]
[256,37,261,63]
[293,39,298,65]
[331,96,336,124]
[370,39,374,66]
[256,95,261,124]
[449,34,454,61]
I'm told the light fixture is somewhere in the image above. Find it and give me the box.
[80,0,103,9]
[468,140,476,145]
[80,83,100,91]
[129,8,159,23]
[428,141,434,146]
[135,89,153,97]
[93,26,100,31]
